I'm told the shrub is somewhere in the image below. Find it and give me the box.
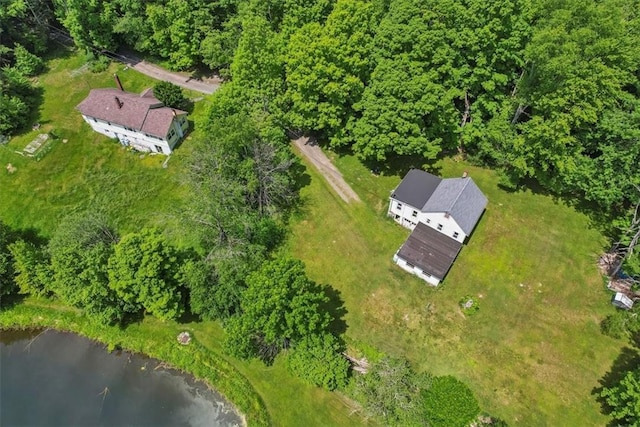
[153,81,186,109]
[423,375,480,427]
[601,311,630,339]
[352,356,431,425]
[13,44,44,77]
[287,333,350,390]
[460,295,480,316]
[88,55,110,73]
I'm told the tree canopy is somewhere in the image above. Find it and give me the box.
[108,228,185,321]
[600,368,640,426]
[224,257,332,362]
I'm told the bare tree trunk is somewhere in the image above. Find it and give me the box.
[511,69,526,98]
[460,91,471,128]
[511,104,528,125]
[611,189,640,277]
[457,91,471,155]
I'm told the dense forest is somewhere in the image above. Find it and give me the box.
[3,0,640,228]
[3,0,640,424]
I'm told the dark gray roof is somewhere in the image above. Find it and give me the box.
[423,177,488,235]
[390,169,441,209]
[397,223,462,279]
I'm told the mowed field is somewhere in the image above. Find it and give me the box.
[0,48,628,426]
[286,151,626,425]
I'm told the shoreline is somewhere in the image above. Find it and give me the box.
[0,299,268,427]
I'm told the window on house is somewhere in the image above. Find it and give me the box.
[437,224,443,231]
[412,210,417,217]
[168,129,176,140]
[406,262,414,268]
[453,232,459,238]
[426,218,431,224]
[425,272,431,278]
[396,203,402,210]
[92,118,97,123]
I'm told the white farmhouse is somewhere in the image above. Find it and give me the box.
[389,169,488,285]
[76,86,188,155]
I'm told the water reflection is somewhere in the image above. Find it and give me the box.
[0,329,243,427]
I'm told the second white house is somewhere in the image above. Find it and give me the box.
[389,169,488,285]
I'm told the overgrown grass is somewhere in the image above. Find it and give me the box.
[286,149,625,425]
[0,47,201,245]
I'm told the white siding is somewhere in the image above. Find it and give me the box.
[388,198,421,229]
[388,197,466,243]
[81,115,184,155]
[393,253,441,286]
[417,212,466,243]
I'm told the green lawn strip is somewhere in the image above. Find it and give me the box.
[194,322,370,427]
[287,150,625,425]
[0,299,269,427]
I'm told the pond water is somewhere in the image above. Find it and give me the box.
[0,329,243,427]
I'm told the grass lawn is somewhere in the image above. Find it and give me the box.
[0,48,368,427]
[0,47,203,243]
[286,149,625,425]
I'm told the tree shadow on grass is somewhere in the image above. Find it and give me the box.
[0,293,28,311]
[592,345,640,423]
[321,285,348,336]
[360,154,442,178]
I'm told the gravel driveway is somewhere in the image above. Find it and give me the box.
[293,137,361,204]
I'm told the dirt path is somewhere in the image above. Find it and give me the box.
[293,137,361,204]
[116,51,220,95]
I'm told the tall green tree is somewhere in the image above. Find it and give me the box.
[0,67,38,135]
[9,240,51,296]
[54,0,118,49]
[224,257,332,362]
[477,0,640,213]
[145,0,238,70]
[600,368,640,426]
[0,0,51,56]
[230,13,285,122]
[108,228,184,320]
[48,213,123,325]
[283,0,378,142]
[347,0,460,161]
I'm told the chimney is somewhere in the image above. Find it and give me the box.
[462,171,468,178]
[114,74,124,91]
[114,96,123,109]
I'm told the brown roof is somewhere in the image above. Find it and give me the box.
[397,222,462,279]
[76,88,186,139]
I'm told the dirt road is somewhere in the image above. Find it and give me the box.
[293,137,361,204]
[116,51,220,95]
